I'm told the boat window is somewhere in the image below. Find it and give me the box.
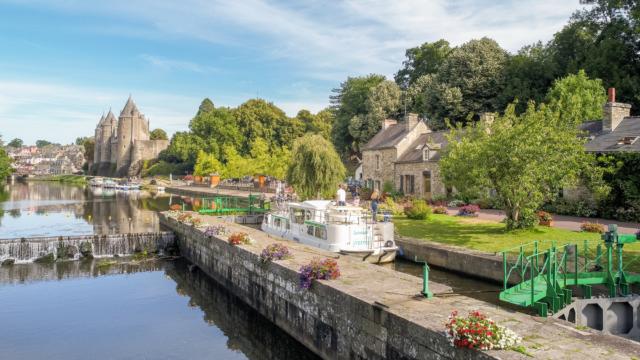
[274,218,281,228]
[315,226,326,240]
[307,225,314,236]
[305,210,312,221]
[292,209,304,224]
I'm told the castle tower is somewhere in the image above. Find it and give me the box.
[93,113,105,166]
[100,110,117,164]
[116,96,149,175]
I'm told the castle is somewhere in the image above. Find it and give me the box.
[92,96,169,177]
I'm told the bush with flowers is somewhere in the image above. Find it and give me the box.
[204,225,228,238]
[445,310,521,350]
[580,222,605,233]
[433,205,448,214]
[299,258,341,289]
[457,204,480,217]
[228,232,251,246]
[260,243,292,263]
[176,212,194,223]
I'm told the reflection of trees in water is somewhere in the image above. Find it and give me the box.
[165,260,320,360]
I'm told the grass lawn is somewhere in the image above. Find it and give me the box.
[394,214,640,255]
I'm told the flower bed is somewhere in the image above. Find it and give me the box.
[446,310,521,350]
[433,205,448,215]
[260,243,292,263]
[228,232,251,246]
[448,199,465,208]
[299,258,340,289]
[204,225,228,237]
[457,204,480,217]
[580,222,605,233]
[176,212,203,226]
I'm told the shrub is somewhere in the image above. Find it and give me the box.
[433,205,448,214]
[404,200,432,220]
[381,196,404,216]
[580,222,605,233]
[448,199,465,208]
[204,225,228,237]
[299,258,341,289]
[457,204,480,216]
[260,243,292,263]
[537,211,553,222]
[543,199,598,218]
[446,310,521,350]
[382,181,394,194]
[431,194,449,206]
[228,232,251,245]
[359,187,373,200]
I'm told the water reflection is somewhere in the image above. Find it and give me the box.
[0,182,190,237]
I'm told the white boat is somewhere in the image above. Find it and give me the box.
[262,200,397,264]
[103,179,117,188]
[89,177,104,187]
[116,182,141,191]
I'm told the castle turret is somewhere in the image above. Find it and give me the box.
[93,114,105,165]
[100,110,117,164]
[116,96,149,175]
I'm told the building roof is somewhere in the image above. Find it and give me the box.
[580,121,604,137]
[396,131,450,163]
[104,110,117,125]
[585,117,640,153]
[120,96,139,117]
[97,114,106,126]
[362,123,411,150]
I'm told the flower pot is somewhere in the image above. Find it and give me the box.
[539,220,553,227]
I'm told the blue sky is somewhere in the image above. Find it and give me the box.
[0,0,583,145]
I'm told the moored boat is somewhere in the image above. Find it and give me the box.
[262,200,397,264]
[88,177,104,187]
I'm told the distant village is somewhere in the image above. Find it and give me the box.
[5,144,85,176]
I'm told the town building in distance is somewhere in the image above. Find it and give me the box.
[92,96,169,177]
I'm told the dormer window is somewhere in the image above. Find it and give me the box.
[423,148,429,161]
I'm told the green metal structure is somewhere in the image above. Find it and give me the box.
[195,195,271,215]
[499,224,640,317]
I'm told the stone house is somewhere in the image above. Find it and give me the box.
[361,113,450,199]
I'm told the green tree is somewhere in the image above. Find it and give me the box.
[296,108,334,140]
[35,140,52,148]
[189,103,241,160]
[7,138,23,147]
[286,134,346,200]
[330,74,386,156]
[546,70,607,124]
[0,146,13,180]
[161,132,205,168]
[197,98,215,116]
[440,102,602,229]
[193,150,223,176]
[221,145,254,179]
[394,39,451,88]
[82,138,95,166]
[150,128,168,140]
[234,99,302,154]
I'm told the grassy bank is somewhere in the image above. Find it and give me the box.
[32,174,87,185]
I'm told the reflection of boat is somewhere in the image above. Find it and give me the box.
[103,179,117,189]
[89,178,104,187]
[156,186,165,192]
[115,182,141,191]
[262,200,397,264]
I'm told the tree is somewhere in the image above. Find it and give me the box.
[82,138,95,165]
[193,150,223,176]
[0,146,13,180]
[35,140,52,148]
[546,70,607,124]
[286,134,346,200]
[161,132,205,168]
[330,74,386,156]
[150,128,168,140]
[8,138,23,147]
[189,103,241,160]
[296,108,334,140]
[234,99,302,154]
[197,98,215,116]
[440,102,602,229]
[220,145,254,179]
[394,39,451,88]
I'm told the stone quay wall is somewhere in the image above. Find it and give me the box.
[160,212,640,359]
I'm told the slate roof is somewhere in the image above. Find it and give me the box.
[585,117,640,153]
[396,130,450,163]
[580,121,604,137]
[361,123,410,150]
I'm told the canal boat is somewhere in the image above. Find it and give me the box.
[89,177,104,187]
[103,179,117,189]
[261,200,397,263]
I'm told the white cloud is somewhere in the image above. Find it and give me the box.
[139,54,219,74]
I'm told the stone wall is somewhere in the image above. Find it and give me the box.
[394,161,446,199]
[362,148,397,190]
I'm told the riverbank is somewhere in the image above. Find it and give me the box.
[161,211,640,359]
[29,174,87,185]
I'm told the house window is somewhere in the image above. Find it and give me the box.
[375,155,380,170]
[375,180,381,191]
[423,149,429,161]
[402,175,415,194]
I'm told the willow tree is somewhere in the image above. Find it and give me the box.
[286,134,346,200]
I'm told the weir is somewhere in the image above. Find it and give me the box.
[0,232,175,263]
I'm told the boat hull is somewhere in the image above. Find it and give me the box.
[339,249,397,264]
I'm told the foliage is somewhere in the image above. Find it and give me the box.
[542,198,599,218]
[441,103,604,229]
[286,134,346,200]
[35,140,52,148]
[82,138,94,167]
[596,153,640,222]
[299,258,341,289]
[36,174,86,185]
[395,39,451,88]
[204,225,228,237]
[7,138,23,147]
[446,310,521,350]
[404,199,432,220]
[382,181,395,194]
[143,160,190,177]
[149,128,168,140]
[228,232,251,246]
[537,211,553,222]
[457,204,480,217]
[176,212,202,226]
[447,199,466,208]
[296,108,334,140]
[433,206,448,214]
[546,70,607,124]
[193,150,223,176]
[580,222,606,233]
[380,196,405,216]
[259,243,292,263]
[0,146,13,180]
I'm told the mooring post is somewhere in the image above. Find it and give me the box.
[502,251,507,290]
[421,261,433,298]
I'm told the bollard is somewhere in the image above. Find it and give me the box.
[421,261,433,298]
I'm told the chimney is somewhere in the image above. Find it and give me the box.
[603,88,631,132]
[404,113,419,131]
[381,118,397,130]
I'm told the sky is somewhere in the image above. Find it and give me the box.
[0,0,584,145]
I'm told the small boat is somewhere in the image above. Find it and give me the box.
[156,186,165,192]
[103,179,117,188]
[116,182,141,191]
[89,177,104,187]
[262,200,397,264]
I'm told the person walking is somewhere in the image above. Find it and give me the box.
[336,184,346,206]
[370,190,380,223]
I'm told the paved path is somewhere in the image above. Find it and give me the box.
[451,207,640,234]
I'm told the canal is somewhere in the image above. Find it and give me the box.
[0,181,510,359]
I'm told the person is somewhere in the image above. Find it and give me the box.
[336,184,346,206]
[370,190,380,223]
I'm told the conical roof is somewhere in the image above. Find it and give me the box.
[105,109,117,124]
[97,113,106,126]
[120,95,139,117]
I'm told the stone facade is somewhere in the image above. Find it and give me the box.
[92,97,168,177]
[361,113,448,199]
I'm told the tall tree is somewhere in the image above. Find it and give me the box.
[7,138,23,148]
[35,140,52,148]
[440,103,604,229]
[546,70,607,124]
[193,150,223,176]
[394,39,451,88]
[287,134,346,200]
[0,146,12,180]
[150,128,168,140]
